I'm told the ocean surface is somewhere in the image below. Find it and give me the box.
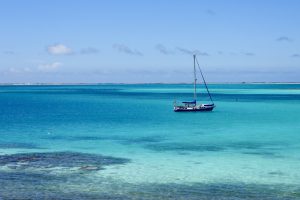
[1,84,300,199]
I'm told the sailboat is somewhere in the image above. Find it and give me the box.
[173,55,215,112]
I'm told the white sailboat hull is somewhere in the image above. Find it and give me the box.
[174,104,215,112]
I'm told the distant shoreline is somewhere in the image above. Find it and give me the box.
[1,82,300,86]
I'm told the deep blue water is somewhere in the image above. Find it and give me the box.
[1,84,300,199]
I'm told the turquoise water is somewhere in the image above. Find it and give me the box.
[1,84,300,199]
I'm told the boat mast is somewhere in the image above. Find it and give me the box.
[193,54,197,101]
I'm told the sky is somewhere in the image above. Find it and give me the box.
[0,0,299,83]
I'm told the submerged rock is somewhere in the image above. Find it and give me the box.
[0,151,130,170]
[0,172,298,200]
[79,165,101,171]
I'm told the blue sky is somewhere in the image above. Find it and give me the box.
[0,0,299,83]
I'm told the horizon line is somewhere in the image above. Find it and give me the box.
[1,82,300,86]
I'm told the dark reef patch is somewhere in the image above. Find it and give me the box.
[0,170,122,200]
[42,135,106,141]
[144,141,285,158]
[0,152,130,199]
[242,151,284,158]
[0,174,299,200]
[44,134,165,145]
[268,171,285,176]
[0,142,41,149]
[0,152,298,199]
[0,151,130,170]
[119,136,165,145]
[145,143,225,153]
[227,141,283,151]
[228,142,266,150]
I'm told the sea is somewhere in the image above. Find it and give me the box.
[0,83,300,199]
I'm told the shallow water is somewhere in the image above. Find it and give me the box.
[1,84,300,199]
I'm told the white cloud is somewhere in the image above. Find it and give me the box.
[47,44,73,55]
[8,67,32,73]
[38,62,62,72]
[23,67,32,72]
[8,67,21,73]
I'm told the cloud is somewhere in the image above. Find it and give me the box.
[176,47,209,56]
[243,52,255,56]
[292,54,300,58]
[3,51,15,55]
[23,67,32,72]
[8,67,21,73]
[155,44,174,55]
[38,62,62,72]
[47,44,73,55]
[276,36,293,42]
[80,47,99,55]
[7,67,31,74]
[113,44,143,56]
[205,9,216,15]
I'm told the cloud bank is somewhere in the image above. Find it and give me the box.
[276,36,293,42]
[155,44,174,55]
[3,51,15,55]
[80,47,99,55]
[176,47,209,56]
[38,62,62,72]
[243,52,255,56]
[205,9,216,16]
[113,44,143,56]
